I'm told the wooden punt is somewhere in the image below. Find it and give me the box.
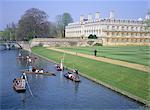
[13,78,26,93]
[64,72,80,82]
[20,70,56,76]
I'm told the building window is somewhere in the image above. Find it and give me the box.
[107,26,109,29]
[126,26,129,30]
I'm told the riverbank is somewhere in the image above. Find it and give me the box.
[32,46,150,107]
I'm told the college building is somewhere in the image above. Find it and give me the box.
[65,11,150,45]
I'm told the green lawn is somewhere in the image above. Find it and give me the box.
[59,46,150,66]
[32,46,150,103]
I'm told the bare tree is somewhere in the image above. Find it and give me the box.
[17,8,50,40]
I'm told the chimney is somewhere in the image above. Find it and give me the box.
[95,12,100,20]
[80,15,84,22]
[88,13,92,21]
[109,10,115,19]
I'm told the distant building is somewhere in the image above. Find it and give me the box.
[65,11,150,45]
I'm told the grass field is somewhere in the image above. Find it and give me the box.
[59,46,150,66]
[32,46,150,103]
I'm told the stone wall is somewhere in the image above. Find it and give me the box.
[30,38,103,47]
[18,37,150,50]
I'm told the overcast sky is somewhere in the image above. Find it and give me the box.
[0,0,149,31]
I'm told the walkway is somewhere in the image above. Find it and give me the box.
[48,48,150,73]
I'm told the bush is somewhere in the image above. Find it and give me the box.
[93,43,103,46]
[69,41,77,46]
[88,34,97,39]
[39,43,43,47]
[87,41,94,45]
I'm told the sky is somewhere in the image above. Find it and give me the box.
[0,0,149,31]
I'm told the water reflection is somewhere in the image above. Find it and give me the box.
[59,71,63,82]
[20,93,26,102]
[74,82,79,94]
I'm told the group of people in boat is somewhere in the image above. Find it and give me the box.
[55,65,63,71]
[55,62,80,81]
[64,69,80,82]
[18,52,37,64]
[69,69,79,79]
[29,66,44,73]
[13,73,27,92]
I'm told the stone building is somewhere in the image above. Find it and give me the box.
[65,11,150,45]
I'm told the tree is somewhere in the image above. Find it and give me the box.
[49,22,58,38]
[62,13,73,27]
[17,8,50,40]
[56,12,73,38]
[56,15,64,37]
[88,34,98,39]
[1,22,17,41]
[144,19,150,29]
[144,10,150,30]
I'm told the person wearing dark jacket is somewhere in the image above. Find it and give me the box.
[94,49,97,56]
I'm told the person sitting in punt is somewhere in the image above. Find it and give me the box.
[68,73,75,79]
[56,64,60,68]
[26,56,29,59]
[32,67,36,72]
[35,69,39,73]
[39,69,44,73]
[28,58,32,63]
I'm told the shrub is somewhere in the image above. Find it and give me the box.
[69,41,77,46]
[88,34,97,39]
[87,41,94,45]
[93,43,103,46]
[39,43,43,47]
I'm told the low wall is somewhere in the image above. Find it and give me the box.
[18,37,150,50]
[30,37,150,47]
[30,38,103,47]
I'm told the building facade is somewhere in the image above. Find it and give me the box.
[65,11,150,45]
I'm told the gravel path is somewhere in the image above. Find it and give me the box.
[48,48,150,73]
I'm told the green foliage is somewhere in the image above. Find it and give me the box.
[32,46,150,101]
[87,41,94,45]
[62,13,73,26]
[39,43,43,47]
[88,34,97,39]
[56,12,73,37]
[1,22,17,41]
[144,19,150,29]
[69,41,77,46]
[93,43,103,46]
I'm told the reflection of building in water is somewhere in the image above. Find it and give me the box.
[65,11,150,45]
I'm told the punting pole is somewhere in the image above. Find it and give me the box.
[24,73,33,97]
[26,80,33,97]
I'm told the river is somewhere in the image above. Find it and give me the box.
[0,48,145,110]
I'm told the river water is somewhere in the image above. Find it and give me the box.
[0,48,145,110]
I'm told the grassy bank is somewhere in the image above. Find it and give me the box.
[32,46,150,105]
[59,46,150,66]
